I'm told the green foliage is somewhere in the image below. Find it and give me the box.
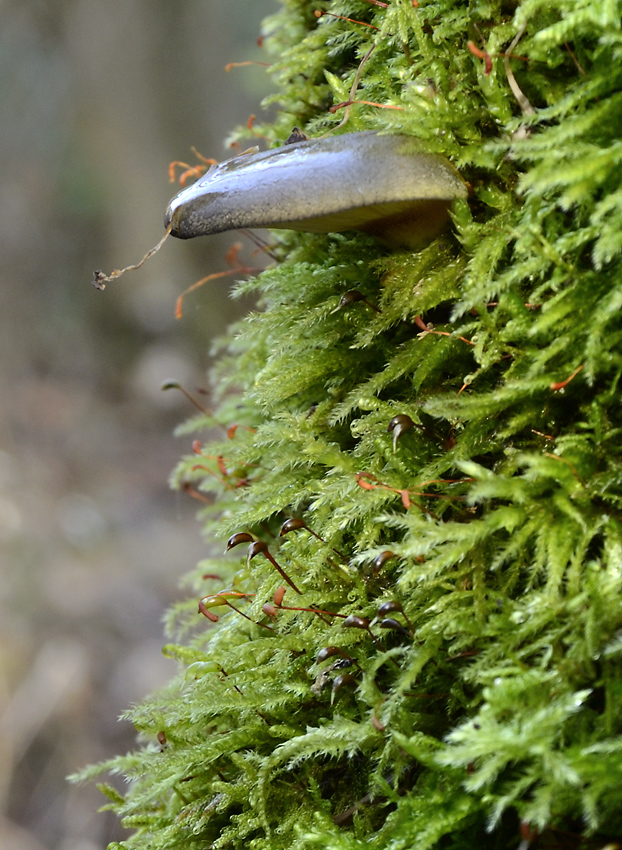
[75,1,622,848]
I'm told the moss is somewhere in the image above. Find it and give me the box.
[76,1,622,848]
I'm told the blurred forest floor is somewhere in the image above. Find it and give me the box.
[0,2,275,848]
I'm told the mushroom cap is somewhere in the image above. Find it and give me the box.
[164,131,467,248]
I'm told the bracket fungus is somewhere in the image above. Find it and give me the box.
[165,131,468,249]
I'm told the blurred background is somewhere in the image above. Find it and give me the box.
[0,1,276,847]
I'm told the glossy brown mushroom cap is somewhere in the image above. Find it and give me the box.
[164,131,467,249]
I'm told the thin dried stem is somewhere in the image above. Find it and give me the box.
[92,223,173,290]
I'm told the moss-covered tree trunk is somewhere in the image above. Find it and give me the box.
[80,1,622,847]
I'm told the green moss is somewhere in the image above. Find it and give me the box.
[75,1,622,847]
